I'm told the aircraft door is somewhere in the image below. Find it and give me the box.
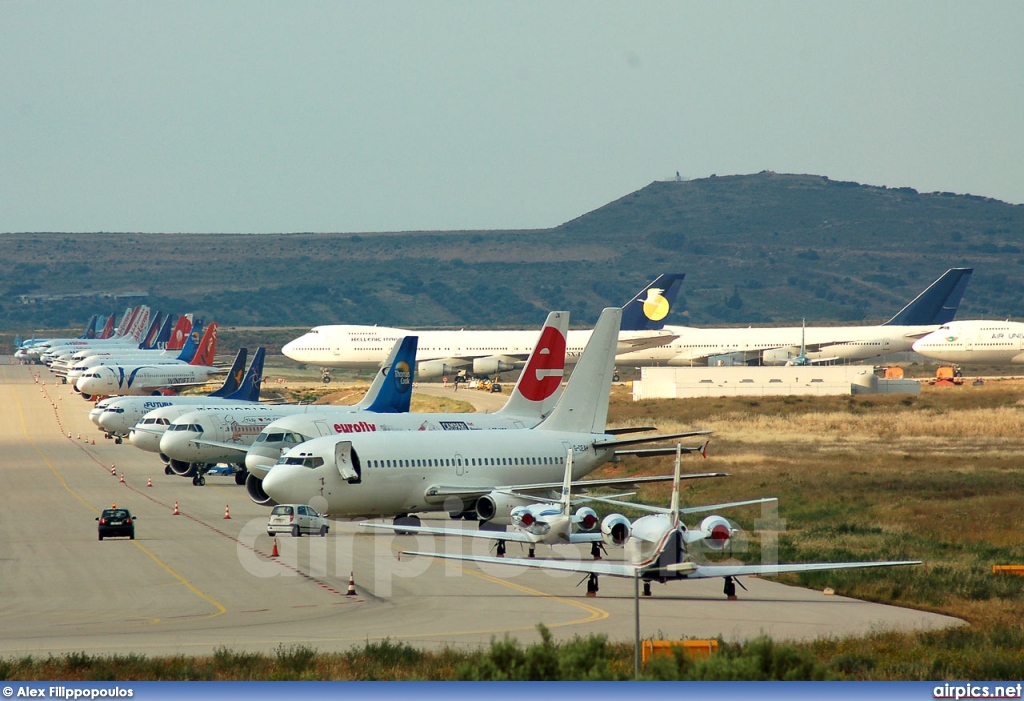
[334,441,360,483]
[455,453,464,476]
[314,421,332,437]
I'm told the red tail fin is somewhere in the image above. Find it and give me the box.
[190,322,218,366]
[99,315,115,339]
[166,316,193,351]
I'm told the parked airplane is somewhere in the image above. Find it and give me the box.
[93,346,256,442]
[17,308,130,362]
[364,443,719,558]
[59,316,190,384]
[36,306,152,363]
[912,319,1024,364]
[144,338,418,485]
[75,322,220,400]
[400,445,920,598]
[615,268,973,367]
[243,312,574,505]
[280,274,686,379]
[261,308,713,525]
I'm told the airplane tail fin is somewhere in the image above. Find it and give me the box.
[166,316,193,351]
[362,336,418,413]
[113,307,136,338]
[208,348,248,398]
[125,306,151,342]
[884,268,973,326]
[80,315,99,339]
[189,322,218,367]
[140,312,165,349]
[98,314,115,339]
[560,449,575,514]
[496,311,570,420]
[225,347,265,402]
[537,307,621,434]
[151,314,174,349]
[620,274,685,331]
[670,443,682,530]
[176,319,204,362]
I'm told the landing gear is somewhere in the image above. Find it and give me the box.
[724,576,737,600]
[321,368,332,384]
[114,437,122,445]
[527,546,536,559]
[234,467,248,485]
[495,540,506,557]
[590,542,605,560]
[643,581,652,597]
[586,573,599,597]
[192,474,206,486]
[164,465,173,475]
[393,514,421,535]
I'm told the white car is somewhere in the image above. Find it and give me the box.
[267,504,329,537]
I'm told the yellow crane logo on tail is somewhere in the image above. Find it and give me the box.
[643,288,670,321]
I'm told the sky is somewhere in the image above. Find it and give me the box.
[2,2,1022,234]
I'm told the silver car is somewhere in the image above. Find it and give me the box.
[267,504,329,537]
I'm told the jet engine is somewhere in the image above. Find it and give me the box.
[697,515,734,551]
[168,459,196,477]
[472,357,516,375]
[417,360,461,379]
[476,492,535,523]
[246,473,276,506]
[761,348,798,366]
[601,514,631,546]
[574,506,599,532]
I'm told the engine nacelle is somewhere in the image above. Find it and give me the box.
[476,492,535,523]
[168,459,196,477]
[601,513,632,546]
[761,348,798,366]
[417,360,462,379]
[698,515,733,551]
[246,472,276,506]
[574,507,599,532]
[472,357,516,375]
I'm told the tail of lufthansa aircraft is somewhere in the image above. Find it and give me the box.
[362,336,418,413]
[496,310,570,421]
[884,268,973,326]
[189,322,218,367]
[537,307,621,435]
[620,274,685,331]
[225,347,265,402]
[208,348,248,398]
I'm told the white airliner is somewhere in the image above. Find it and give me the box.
[280,275,685,378]
[262,308,712,525]
[615,268,973,366]
[75,323,220,399]
[912,319,1024,364]
[35,306,152,363]
[400,445,920,598]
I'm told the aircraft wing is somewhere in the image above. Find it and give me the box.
[592,430,712,450]
[684,560,922,579]
[616,332,678,354]
[363,522,603,545]
[401,550,642,577]
[423,471,727,504]
[189,438,249,457]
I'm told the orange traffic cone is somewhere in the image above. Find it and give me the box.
[77,433,81,440]
[91,439,95,445]
[271,538,279,557]
[223,504,231,519]
[346,572,357,596]
[67,432,71,438]
[110,465,116,475]
[173,501,180,515]
[119,472,125,483]
[147,478,153,488]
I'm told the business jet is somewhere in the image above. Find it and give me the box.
[262,308,713,525]
[399,445,920,598]
[280,274,685,379]
[75,322,220,400]
[615,268,973,366]
[912,319,1024,364]
[93,346,257,441]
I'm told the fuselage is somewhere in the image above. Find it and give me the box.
[76,363,218,397]
[99,395,258,437]
[912,320,1024,364]
[261,430,614,518]
[127,402,284,454]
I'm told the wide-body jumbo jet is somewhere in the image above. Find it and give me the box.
[912,319,1024,364]
[281,275,685,378]
[615,268,972,367]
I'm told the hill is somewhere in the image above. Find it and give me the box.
[3,172,1023,332]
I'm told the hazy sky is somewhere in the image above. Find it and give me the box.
[2,2,1022,234]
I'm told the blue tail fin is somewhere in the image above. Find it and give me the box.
[140,312,165,349]
[80,315,99,339]
[620,274,685,331]
[151,314,173,349]
[225,347,265,402]
[208,348,248,398]
[363,336,417,413]
[175,319,204,362]
[884,268,973,326]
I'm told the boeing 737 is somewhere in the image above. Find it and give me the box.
[262,308,712,525]
[281,275,685,379]
[912,319,1024,364]
[615,268,972,366]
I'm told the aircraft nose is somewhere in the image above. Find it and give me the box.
[245,449,276,479]
[262,465,308,505]
[281,340,298,360]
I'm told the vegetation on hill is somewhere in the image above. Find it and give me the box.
[2,172,1023,332]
